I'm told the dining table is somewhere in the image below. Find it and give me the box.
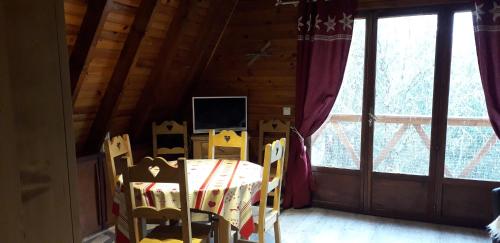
[112,158,263,243]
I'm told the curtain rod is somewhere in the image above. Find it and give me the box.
[275,0,299,7]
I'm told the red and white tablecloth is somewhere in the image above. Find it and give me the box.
[112,159,263,243]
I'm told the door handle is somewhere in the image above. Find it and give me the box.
[368,113,377,127]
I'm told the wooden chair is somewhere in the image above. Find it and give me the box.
[208,129,248,160]
[104,134,133,198]
[123,157,210,243]
[242,138,286,243]
[258,120,290,172]
[152,121,189,159]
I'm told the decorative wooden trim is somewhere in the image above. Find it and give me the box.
[83,0,159,154]
[129,0,191,139]
[70,0,112,103]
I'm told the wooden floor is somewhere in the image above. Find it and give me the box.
[83,208,490,243]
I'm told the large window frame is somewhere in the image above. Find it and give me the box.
[310,3,500,228]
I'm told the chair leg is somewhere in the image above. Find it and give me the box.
[274,220,281,243]
[213,219,219,243]
[233,231,239,243]
[258,229,265,243]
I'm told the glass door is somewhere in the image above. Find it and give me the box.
[311,19,366,210]
[310,8,500,226]
[371,14,438,215]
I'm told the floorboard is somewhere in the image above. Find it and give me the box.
[83,208,490,243]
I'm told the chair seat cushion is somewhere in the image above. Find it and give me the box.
[140,223,210,243]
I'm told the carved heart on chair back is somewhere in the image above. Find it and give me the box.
[272,122,278,130]
[148,166,160,177]
[166,124,173,130]
[224,135,231,142]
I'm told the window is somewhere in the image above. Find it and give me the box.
[444,12,500,181]
[311,19,366,169]
[311,11,499,182]
[373,15,437,176]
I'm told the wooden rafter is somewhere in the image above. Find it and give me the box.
[129,0,192,139]
[70,0,112,103]
[167,0,240,126]
[83,0,159,154]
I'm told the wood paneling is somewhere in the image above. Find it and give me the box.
[312,168,362,211]
[64,0,87,54]
[371,174,429,218]
[77,156,101,237]
[131,0,240,140]
[129,0,193,139]
[1,0,79,241]
[189,0,297,161]
[64,0,231,155]
[0,4,24,241]
[69,0,111,100]
[441,179,499,227]
[84,0,159,154]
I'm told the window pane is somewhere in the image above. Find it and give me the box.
[311,19,366,169]
[445,12,500,181]
[373,15,437,175]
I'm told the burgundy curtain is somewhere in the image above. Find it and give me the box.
[283,0,357,208]
[473,0,500,138]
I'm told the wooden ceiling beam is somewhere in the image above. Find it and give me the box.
[70,0,112,103]
[171,0,239,119]
[82,0,159,154]
[129,0,192,140]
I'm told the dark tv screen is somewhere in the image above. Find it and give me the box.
[192,97,247,133]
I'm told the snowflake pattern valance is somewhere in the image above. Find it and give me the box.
[473,0,500,32]
[297,0,357,42]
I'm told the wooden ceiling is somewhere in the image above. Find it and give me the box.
[64,0,238,155]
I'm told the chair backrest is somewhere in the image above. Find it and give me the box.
[258,138,286,228]
[152,121,189,159]
[104,134,133,197]
[123,157,192,243]
[258,120,290,170]
[208,129,248,160]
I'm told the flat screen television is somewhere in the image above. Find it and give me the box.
[192,96,247,133]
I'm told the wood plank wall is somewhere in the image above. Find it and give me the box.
[191,0,298,162]
[184,0,470,162]
[1,0,79,241]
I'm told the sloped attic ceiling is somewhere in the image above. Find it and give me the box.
[65,0,470,157]
[64,0,237,155]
